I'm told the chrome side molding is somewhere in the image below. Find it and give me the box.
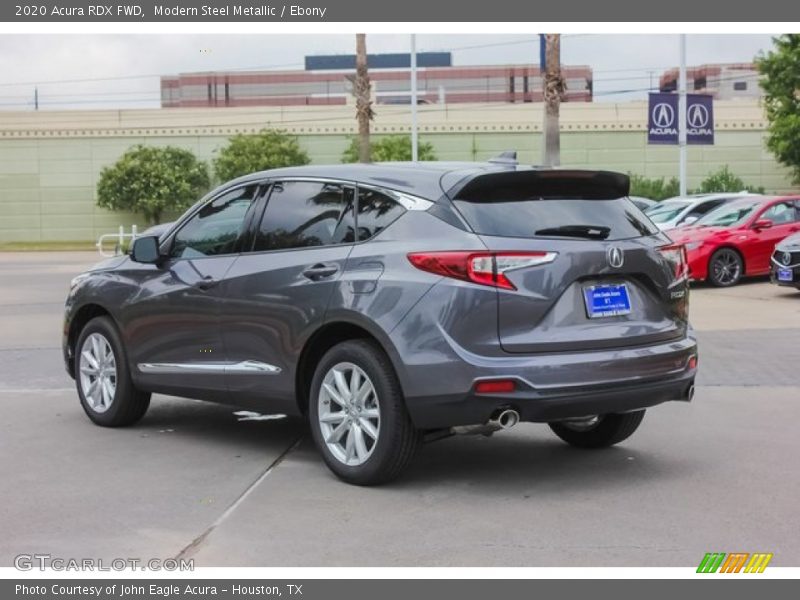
[138,360,281,375]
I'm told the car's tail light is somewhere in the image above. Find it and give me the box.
[658,244,689,281]
[407,251,557,290]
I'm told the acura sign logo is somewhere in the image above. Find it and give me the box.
[652,103,675,128]
[687,104,710,128]
[648,92,714,145]
[607,246,624,269]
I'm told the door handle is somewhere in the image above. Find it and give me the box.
[303,263,339,280]
[195,276,219,290]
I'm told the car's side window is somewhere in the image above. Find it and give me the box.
[697,199,724,215]
[169,184,260,259]
[253,181,356,252]
[762,201,798,225]
[356,187,406,241]
[684,199,723,222]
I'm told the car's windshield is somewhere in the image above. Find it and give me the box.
[694,201,761,227]
[644,201,689,223]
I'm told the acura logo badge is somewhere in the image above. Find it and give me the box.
[782,251,792,266]
[652,103,675,128]
[687,104,710,129]
[607,246,624,269]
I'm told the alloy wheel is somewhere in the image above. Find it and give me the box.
[711,250,742,286]
[317,362,381,466]
[78,332,117,413]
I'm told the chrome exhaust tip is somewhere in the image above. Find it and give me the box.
[450,408,521,437]
[686,384,695,402]
[495,409,520,430]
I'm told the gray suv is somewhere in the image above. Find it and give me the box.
[63,161,698,485]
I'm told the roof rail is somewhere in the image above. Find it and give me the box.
[488,151,518,166]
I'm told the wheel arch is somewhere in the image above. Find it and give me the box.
[66,303,117,375]
[295,316,405,416]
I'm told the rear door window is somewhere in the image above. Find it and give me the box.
[253,181,355,252]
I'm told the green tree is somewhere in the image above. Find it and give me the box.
[628,174,680,200]
[342,135,437,163]
[96,145,209,225]
[697,165,764,194]
[213,129,310,182]
[757,34,800,184]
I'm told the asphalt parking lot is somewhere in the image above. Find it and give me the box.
[1,251,799,567]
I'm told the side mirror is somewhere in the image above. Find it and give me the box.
[682,216,699,226]
[752,219,773,230]
[130,236,162,264]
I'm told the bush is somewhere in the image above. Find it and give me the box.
[96,145,210,225]
[696,166,765,194]
[213,129,310,182]
[628,174,680,201]
[342,135,437,163]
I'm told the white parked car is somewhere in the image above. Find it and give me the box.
[644,192,759,231]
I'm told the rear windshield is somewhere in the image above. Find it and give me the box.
[453,196,659,241]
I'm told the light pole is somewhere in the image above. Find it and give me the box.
[410,34,419,162]
[678,34,687,196]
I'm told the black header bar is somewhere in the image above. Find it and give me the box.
[1,0,794,22]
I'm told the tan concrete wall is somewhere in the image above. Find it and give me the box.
[0,101,794,242]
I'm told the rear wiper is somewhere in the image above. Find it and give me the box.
[534,224,611,239]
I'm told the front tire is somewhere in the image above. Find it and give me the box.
[309,340,420,485]
[75,316,150,427]
[549,410,645,448]
[708,248,743,287]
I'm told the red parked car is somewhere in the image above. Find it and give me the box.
[669,196,800,286]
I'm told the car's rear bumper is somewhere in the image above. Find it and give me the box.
[405,370,695,428]
[399,334,698,429]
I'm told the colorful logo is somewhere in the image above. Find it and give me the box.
[697,552,773,573]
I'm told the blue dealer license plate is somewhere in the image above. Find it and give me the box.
[584,284,632,318]
[777,268,793,282]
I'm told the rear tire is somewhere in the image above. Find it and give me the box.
[309,339,420,486]
[75,316,150,427]
[549,410,645,448]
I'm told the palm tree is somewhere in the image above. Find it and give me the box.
[542,34,566,167]
[354,34,374,163]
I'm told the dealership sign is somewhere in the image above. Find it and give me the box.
[647,93,714,145]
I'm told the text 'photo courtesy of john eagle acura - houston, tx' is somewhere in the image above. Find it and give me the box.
[63,159,698,485]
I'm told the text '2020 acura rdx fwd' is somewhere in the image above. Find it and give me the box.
[63,160,698,485]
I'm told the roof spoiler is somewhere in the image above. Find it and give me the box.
[453,169,630,201]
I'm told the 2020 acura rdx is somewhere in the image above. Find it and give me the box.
[63,160,698,485]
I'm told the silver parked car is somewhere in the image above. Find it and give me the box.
[645,192,757,231]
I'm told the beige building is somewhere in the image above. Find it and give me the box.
[660,63,762,100]
[0,99,794,243]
